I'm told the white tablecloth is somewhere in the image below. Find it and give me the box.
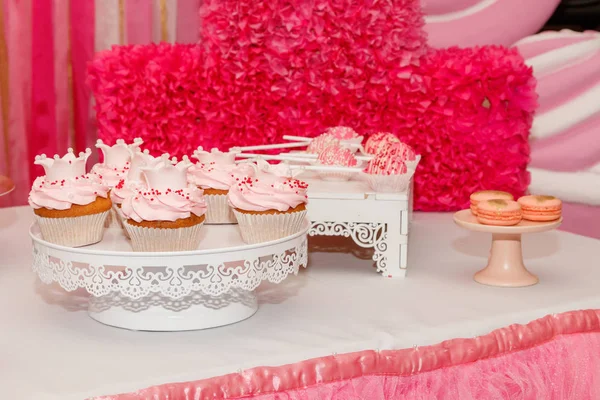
[1,206,599,399]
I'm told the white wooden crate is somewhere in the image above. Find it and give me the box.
[300,172,412,278]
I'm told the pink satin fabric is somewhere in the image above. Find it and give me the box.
[421,0,481,15]
[70,0,94,154]
[95,309,600,399]
[176,0,201,44]
[30,0,57,183]
[5,0,31,206]
[559,202,600,239]
[53,0,71,153]
[424,0,560,48]
[126,0,153,45]
[516,33,600,173]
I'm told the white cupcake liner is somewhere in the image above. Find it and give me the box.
[112,204,130,238]
[233,209,307,244]
[123,219,205,252]
[339,137,364,153]
[317,171,355,182]
[406,155,421,173]
[35,211,109,247]
[104,207,121,228]
[366,173,412,193]
[204,194,237,224]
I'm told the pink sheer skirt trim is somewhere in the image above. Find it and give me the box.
[95,309,600,399]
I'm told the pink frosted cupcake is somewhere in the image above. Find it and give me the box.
[188,147,238,224]
[91,138,142,227]
[111,149,163,235]
[121,156,207,252]
[364,149,411,192]
[29,148,111,247]
[316,146,358,181]
[228,168,308,244]
[364,132,400,155]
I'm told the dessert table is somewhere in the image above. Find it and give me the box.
[1,206,600,399]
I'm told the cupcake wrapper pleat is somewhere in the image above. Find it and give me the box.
[233,209,307,244]
[35,211,109,247]
[123,220,205,252]
[104,207,121,228]
[204,194,237,224]
[366,174,411,193]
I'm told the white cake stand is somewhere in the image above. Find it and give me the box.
[453,209,562,287]
[30,221,309,331]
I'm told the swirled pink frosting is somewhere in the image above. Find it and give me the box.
[91,162,130,187]
[110,179,145,206]
[121,185,207,222]
[187,162,236,191]
[228,173,308,212]
[28,174,110,210]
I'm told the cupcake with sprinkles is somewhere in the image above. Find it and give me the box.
[228,167,308,244]
[121,155,207,252]
[188,147,238,224]
[91,138,142,227]
[111,149,163,234]
[364,147,413,192]
[29,148,111,247]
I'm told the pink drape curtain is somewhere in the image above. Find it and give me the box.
[0,0,200,207]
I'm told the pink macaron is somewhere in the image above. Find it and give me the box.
[476,199,522,226]
[517,195,562,222]
[469,190,514,215]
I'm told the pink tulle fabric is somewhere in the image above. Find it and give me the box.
[94,310,600,399]
[87,0,536,211]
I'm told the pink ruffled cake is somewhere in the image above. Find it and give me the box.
[121,155,207,252]
[228,167,308,244]
[29,148,111,247]
[188,147,238,224]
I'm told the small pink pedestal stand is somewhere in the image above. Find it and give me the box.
[453,209,562,287]
[0,175,15,197]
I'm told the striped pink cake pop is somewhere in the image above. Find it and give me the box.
[307,134,340,154]
[365,150,408,175]
[324,126,361,140]
[317,146,358,167]
[388,142,416,162]
[364,132,401,154]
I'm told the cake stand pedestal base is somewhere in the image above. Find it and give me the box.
[88,289,258,331]
[474,233,538,287]
[453,210,562,288]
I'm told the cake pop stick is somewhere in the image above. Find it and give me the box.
[235,153,314,163]
[282,135,362,148]
[230,142,309,152]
